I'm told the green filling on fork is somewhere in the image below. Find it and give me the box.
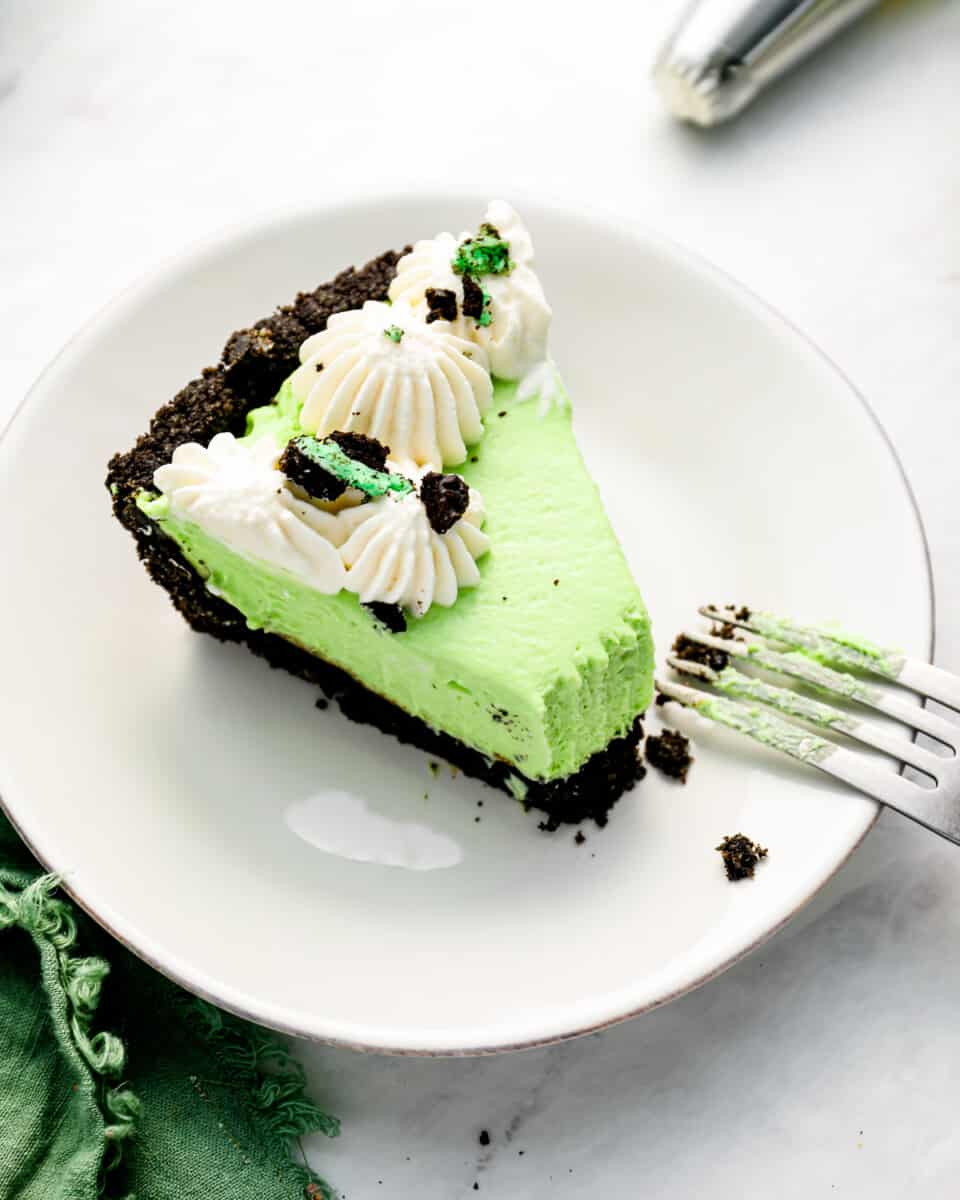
[703,607,906,680]
[659,680,837,766]
[659,606,960,847]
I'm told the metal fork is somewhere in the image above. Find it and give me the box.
[656,606,960,844]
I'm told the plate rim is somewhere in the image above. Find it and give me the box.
[0,192,935,1055]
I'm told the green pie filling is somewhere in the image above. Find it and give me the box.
[138,377,654,783]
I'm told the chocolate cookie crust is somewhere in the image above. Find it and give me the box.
[106,248,644,829]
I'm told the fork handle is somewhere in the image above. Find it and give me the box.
[823,747,960,846]
[898,660,960,713]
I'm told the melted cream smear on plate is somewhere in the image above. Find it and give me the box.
[285,790,463,870]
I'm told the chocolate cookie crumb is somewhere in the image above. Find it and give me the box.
[645,729,693,782]
[460,273,486,320]
[327,430,389,472]
[478,1130,490,1147]
[655,692,671,707]
[672,632,729,673]
[575,830,586,845]
[220,320,296,399]
[716,833,768,881]
[425,287,458,323]
[710,621,741,641]
[420,471,469,534]
[364,602,407,633]
[279,438,346,501]
[732,605,752,621]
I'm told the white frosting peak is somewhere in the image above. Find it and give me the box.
[388,201,553,387]
[337,468,489,616]
[387,232,469,338]
[290,301,491,470]
[473,201,552,382]
[153,433,347,593]
[154,434,488,616]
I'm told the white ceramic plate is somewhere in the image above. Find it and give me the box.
[0,195,931,1054]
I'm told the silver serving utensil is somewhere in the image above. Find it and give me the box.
[653,0,880,126]
[657,606,960,844]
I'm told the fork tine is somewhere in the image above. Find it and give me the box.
[701,605,960,712]
[678,628,957,750]
[895,661,960,714]
[699,606,905,678]
[656,679,960,845]
[656,677,837,765]
[666,656,945,778]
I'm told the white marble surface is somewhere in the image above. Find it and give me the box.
[3,1,960,1195]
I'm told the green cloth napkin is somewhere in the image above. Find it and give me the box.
[0,814,338,1199]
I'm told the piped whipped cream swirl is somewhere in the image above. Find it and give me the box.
[338,467,489,616]
[389,201,553,387]
[153,433,347,593]
[154,433,488,615]
[290,301,491,470]
[387,231,468,337]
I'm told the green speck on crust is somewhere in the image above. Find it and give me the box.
[475,289,493,327]
[451,229,513,278]
[291,436,413,499]
[383,325,404,343]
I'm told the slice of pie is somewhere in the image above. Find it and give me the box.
[108,203,654,828]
